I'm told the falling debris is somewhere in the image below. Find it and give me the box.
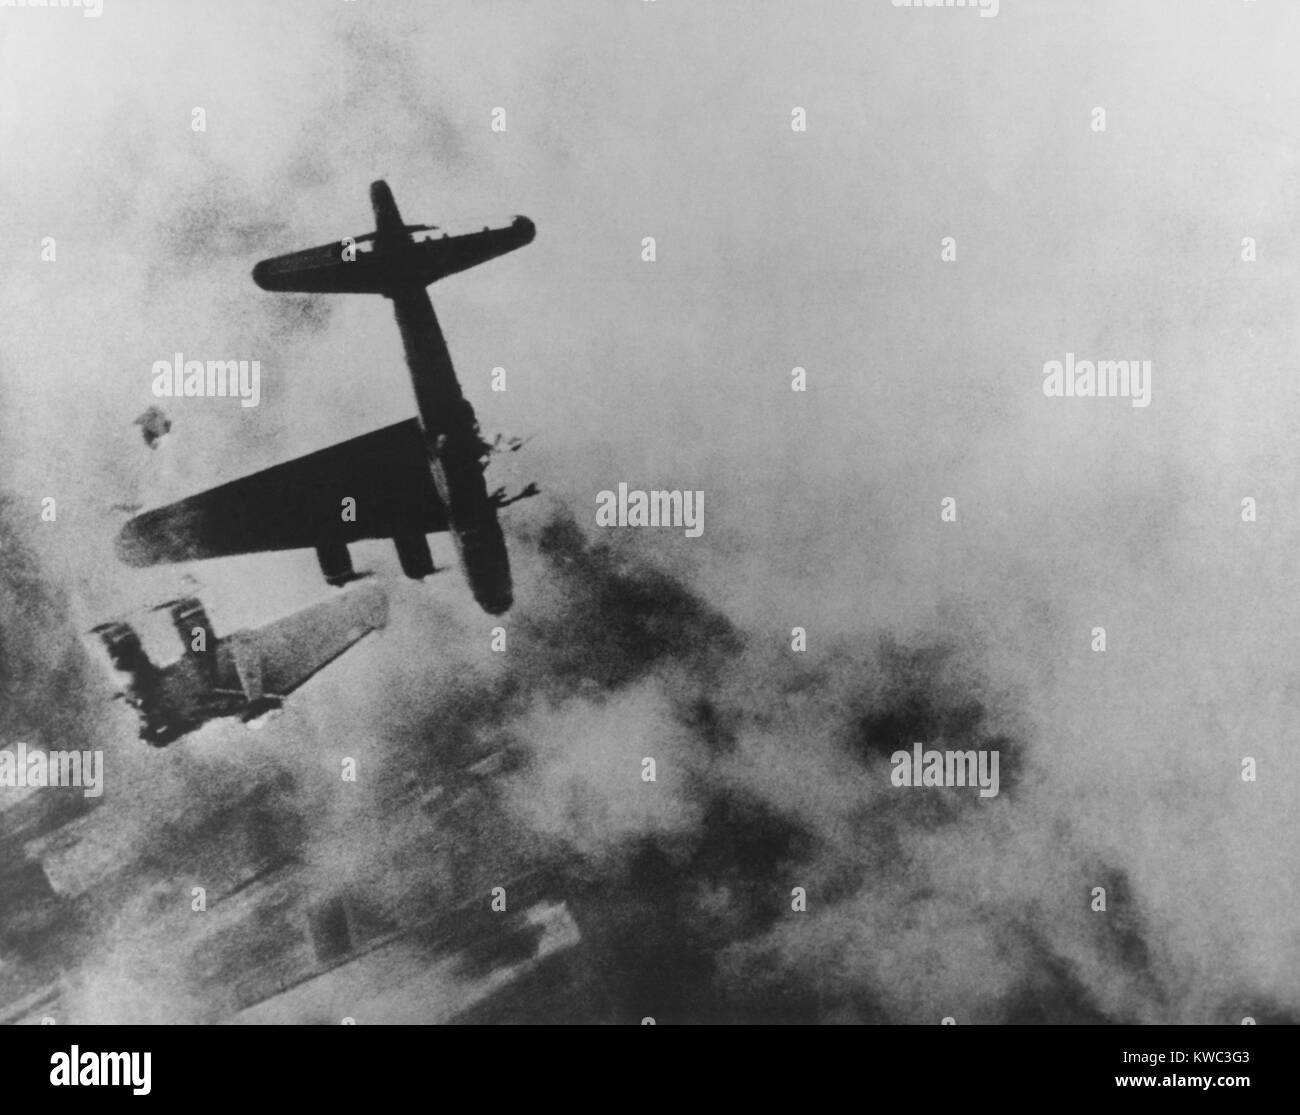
[133,406,172,450]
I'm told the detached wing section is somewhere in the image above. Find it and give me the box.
[117,419,446,566]
[225,580,389,700]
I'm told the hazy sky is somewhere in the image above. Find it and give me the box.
[2,0,1298,1022]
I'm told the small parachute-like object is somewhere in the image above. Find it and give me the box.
[134,405,172,449]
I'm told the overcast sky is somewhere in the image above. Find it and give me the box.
[2,0,1297,1022]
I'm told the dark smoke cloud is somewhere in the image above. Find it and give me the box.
[348,508,1266,1023]
[1,477,1294,1023]
[0,494,102,754]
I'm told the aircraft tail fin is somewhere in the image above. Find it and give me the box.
[370,180,406,243]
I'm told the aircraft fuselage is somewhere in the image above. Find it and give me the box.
[252,181,533,615]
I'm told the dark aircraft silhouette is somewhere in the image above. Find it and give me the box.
[115,182,537,615]
[90,581,388,747]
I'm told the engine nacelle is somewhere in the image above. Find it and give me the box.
[90,621,155,682]
[156,597,216,682]
[89,622,180,746]
[393,532,435,579]
[317,542,359,587]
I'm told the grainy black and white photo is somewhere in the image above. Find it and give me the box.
[1,0,1297,1039]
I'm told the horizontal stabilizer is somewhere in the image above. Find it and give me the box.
[251,217,535,295]
[252,240,393,295]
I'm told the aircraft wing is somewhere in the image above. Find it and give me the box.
[227,580,389,699]
[117,419,446,567]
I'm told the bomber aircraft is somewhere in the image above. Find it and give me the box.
[116,182,537,615]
